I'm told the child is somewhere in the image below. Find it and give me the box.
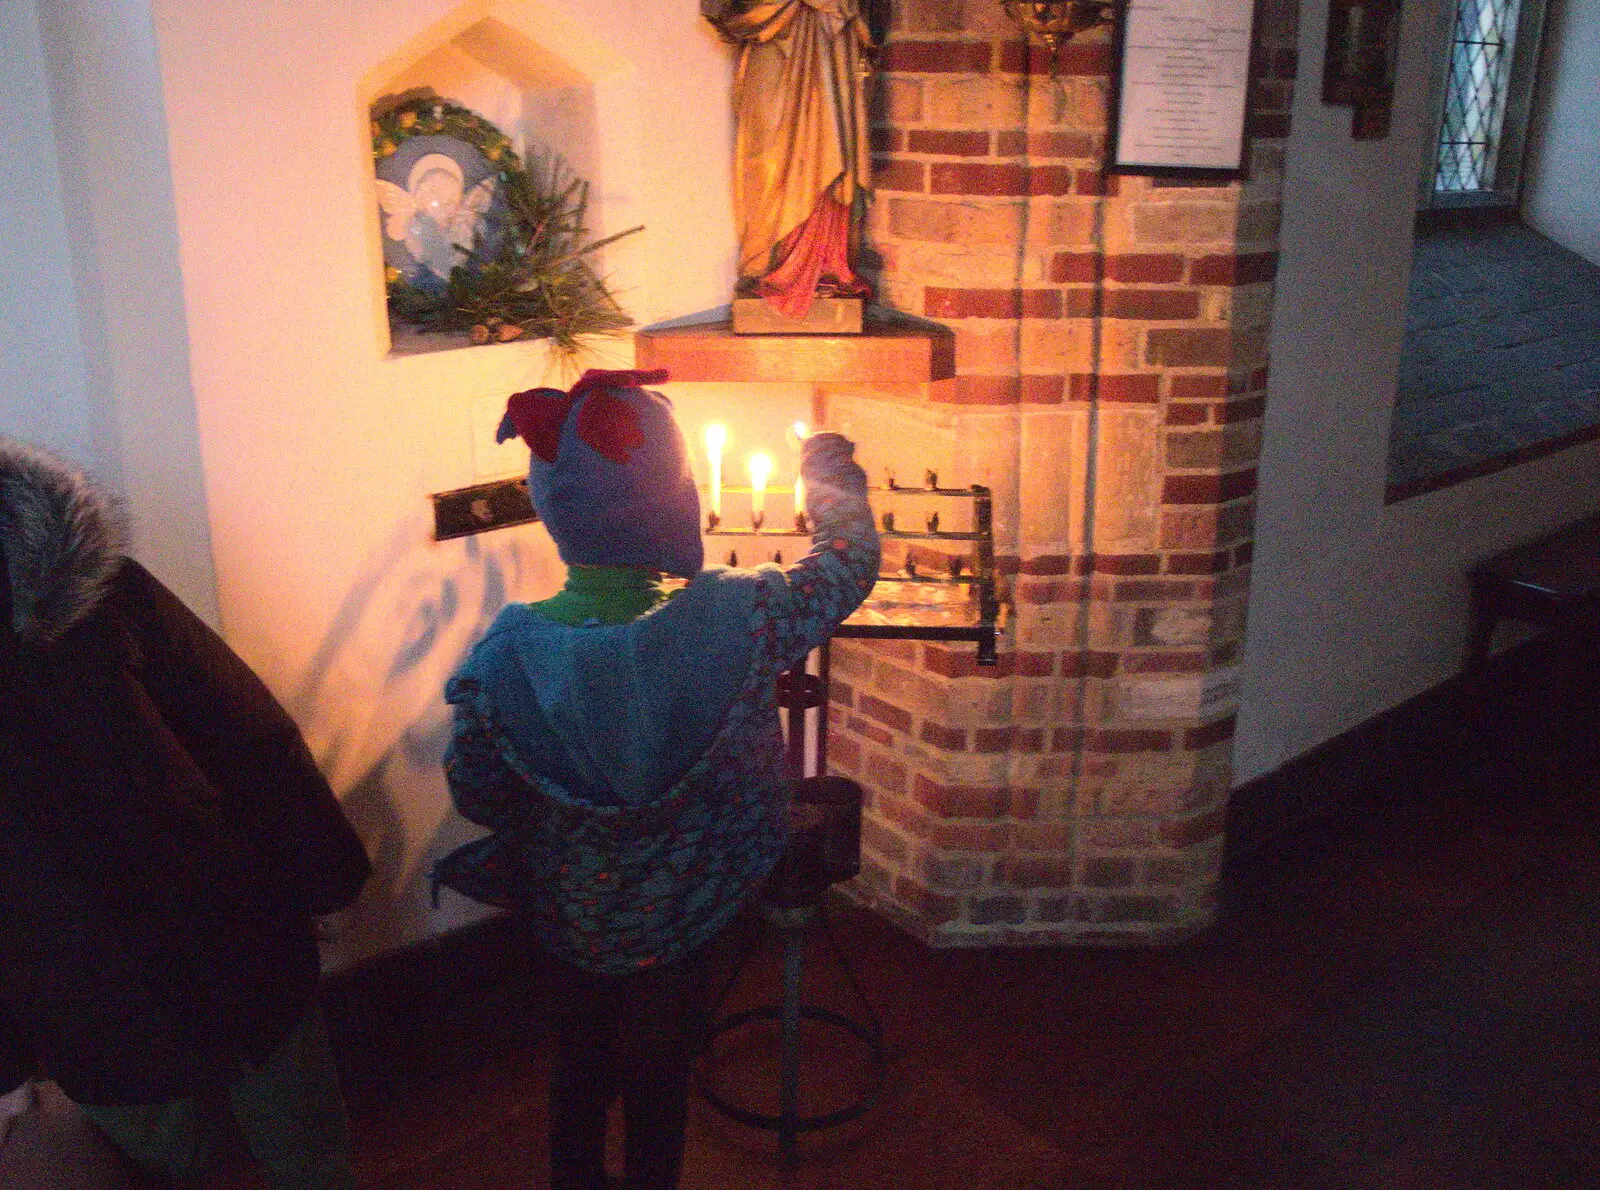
[435,369,879,1190]
[0,437,372,1188]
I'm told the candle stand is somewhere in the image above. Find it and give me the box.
[693,476,1002,1163]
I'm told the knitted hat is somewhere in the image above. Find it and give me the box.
[497,369,704,578]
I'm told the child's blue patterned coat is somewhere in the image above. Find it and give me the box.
[435,437,879,974]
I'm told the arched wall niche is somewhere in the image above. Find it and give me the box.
[359,1,648,357]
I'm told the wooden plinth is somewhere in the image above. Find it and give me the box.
[634,314,955,384]
[731,297,865,335]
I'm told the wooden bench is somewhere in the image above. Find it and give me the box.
[1466,511,1600,673]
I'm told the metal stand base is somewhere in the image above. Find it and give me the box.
[695,903,886,1163]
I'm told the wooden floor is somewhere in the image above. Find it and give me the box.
[9,645,1600,1189]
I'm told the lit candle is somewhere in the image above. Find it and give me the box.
[748,451,773,530]
[791,422,808,520]
[703,423,727,520]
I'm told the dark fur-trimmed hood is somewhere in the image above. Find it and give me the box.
[0,438,126,647]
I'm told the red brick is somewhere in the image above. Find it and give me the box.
[1146,329,1233,367]
[997,41,1114,76]
[873,157,927,192]
[972,727,1013,754]
[861,818,909,865]
[858,694,913,734]
[1054,727,1173,752]
[830,734,861,771]
[1015,651,1056,676]
[1165,550,1231,575]
[1081,856,1137,887]
[1058,650,1120,678]
[913,775,1011,818]
[894,877,963,925]
[829,678,855,707]
[1162,468,1258,504]
[1108,254,1187,283]
[940,375,1064,405]
[1091,553,1161,575]
[1020,555,1075,575]
[907,129,991,156]
[1027,166,1077,196]
[1189,252,1280,286]
[971,894,1028,925]
[997,129,1096,158]
[1122,650,1207,673]
[1064,288,1100,318]
[878,794,931,836]
[923,645,1016,678]
[920,852,987,891]
[924,287,1062,319]
[1170,374,1229,401]
[1165,402,1211,426]
[1051,252,1100,283]
[881,40,993,73]
[930,161,1028,196]
[1184,714,1237,750]
[971,726,1046,753]
[1017,578,1089,604]
[871,127,905,154]
[865,753,909,794]
[846,714,894,746]
[929,820,1011,850]
[1221,395,1267,423]
[999,855,1076,888]
[1102,289,1201,320]
[1074,169,1121,196]
[920,722,969,750]
[1143,856,1190,887]
[1159,807,1226,847]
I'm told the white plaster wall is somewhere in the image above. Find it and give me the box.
[145,0,779,963]
[1522,0,1600,266]
[9,0,220,622]
[0,0,93,465]
[1235,0,1600,782]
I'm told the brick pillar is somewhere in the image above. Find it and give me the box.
[817,0,1299,944]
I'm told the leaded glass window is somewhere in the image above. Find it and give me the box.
[1434,0,1523,192]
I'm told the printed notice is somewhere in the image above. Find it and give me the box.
[1113,0,1255,172]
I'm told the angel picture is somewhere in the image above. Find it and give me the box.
[375,150,498,287]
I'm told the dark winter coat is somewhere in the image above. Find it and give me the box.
[0,439,371,1106]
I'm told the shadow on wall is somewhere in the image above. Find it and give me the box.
[287,512,561,966]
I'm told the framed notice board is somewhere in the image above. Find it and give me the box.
[1107,0,1259,179]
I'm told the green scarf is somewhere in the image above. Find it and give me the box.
[530,565,670,627]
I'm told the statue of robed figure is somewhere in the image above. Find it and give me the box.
[702,0,881,329]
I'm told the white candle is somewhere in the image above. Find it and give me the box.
[791,421,808,518]
[703,423,727,518]
[748,451,773,528]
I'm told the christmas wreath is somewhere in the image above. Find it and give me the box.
[371,94,640,354]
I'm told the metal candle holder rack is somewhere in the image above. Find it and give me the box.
[702,469,1000,781]
[694,471,1001,1160]
[703,468,1001,667]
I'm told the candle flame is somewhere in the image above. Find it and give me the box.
[747,452,773,493]
[748,452,773,523]
[704,424,727,517]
